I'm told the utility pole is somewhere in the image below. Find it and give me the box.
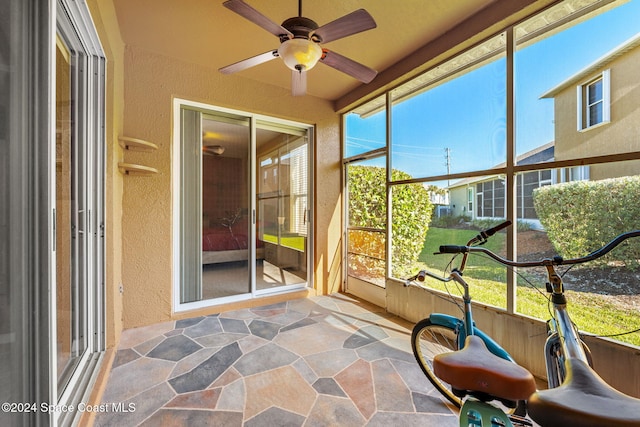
[444,147,451,186]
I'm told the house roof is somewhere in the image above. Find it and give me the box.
[447,141,554,188]
[540,31,640,99]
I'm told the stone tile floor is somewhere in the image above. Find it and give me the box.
[94,294,457,426]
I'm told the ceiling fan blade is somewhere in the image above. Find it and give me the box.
[223,0,293,38]
[291,70,307,96]
[320,50,377,83]
[219,50,279,74]
[312,9,376,44]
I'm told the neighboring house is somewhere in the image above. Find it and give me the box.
[448,142,554,224]
[427,186,450,217]
[540,31,640,181]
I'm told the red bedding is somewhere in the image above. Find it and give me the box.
[202,220,263,252]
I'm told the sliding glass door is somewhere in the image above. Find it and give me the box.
[54,1,106,424]
[256,121,309,293]
[176,102,312,309]
[1,0,105,425]
[0,0,47,423]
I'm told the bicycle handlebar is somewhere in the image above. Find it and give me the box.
[407,226,640,285]
[406,221,513,284]
[466,220,511,246]
[438,229,640,268]
[407,223,639,287]
[405,268,454,283]
[481,220,512,238]
[439,245,469,254]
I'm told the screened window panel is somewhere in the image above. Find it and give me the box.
[390,34,507,180]
[344,95,387,158]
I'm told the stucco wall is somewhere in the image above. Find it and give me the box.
[119,46,341,328]
[449,185,471,218]
[553,45,640,173]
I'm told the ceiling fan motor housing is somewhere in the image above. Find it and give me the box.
[280,16,319,40]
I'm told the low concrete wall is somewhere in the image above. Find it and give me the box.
[386,279,640,398]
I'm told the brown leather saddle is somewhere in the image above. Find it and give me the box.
[433,335,537,403]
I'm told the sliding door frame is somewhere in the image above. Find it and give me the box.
[52,1,106,425]
[173,98,314,313]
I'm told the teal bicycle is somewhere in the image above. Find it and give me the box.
[406,222,640,426]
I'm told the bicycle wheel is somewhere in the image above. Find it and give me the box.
[411,318,462,408]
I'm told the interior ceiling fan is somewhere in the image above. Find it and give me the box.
[219,0,378,96]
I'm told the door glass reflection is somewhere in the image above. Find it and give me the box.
[256,128,308,290]
[56,38,85,390]
[201,116,250,299]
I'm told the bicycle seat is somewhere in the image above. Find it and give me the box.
[528,358,640,427]
[433,335,537,402]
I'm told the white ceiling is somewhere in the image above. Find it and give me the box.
[111,0,498,100]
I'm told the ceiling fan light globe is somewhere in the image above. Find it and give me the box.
[203,145,225,155]
[278,38,322,71]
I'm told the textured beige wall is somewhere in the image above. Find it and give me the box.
[553,46,640,176]
[119,47,341,328]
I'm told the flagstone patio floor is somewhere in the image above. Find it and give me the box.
[94,293,457,426]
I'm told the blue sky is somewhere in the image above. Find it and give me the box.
[346,0,640,179]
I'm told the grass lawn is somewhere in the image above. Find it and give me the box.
[415,227,640,346]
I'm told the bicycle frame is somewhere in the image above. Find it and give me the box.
[412,222,517,363]
[543,263,592,387]
[430,311,514,362]
[427,260,587,388]
[429,269,514,363]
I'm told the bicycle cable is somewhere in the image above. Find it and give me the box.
[590,327,640,338]
[559,263,577,278]
[425,253,466,316]
[468,252,551,299]
[409,263,465,315]
[444,254,466,316]
[466,252,555,319]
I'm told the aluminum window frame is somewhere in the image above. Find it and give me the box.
[343,0,640,315]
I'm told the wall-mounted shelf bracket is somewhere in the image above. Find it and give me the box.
[118,162,158,176]
[119,136,158,152]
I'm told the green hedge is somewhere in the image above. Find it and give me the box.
[348,166,433,276]
[533,176,640,267]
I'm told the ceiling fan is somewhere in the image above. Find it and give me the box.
[219,0,378,96]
